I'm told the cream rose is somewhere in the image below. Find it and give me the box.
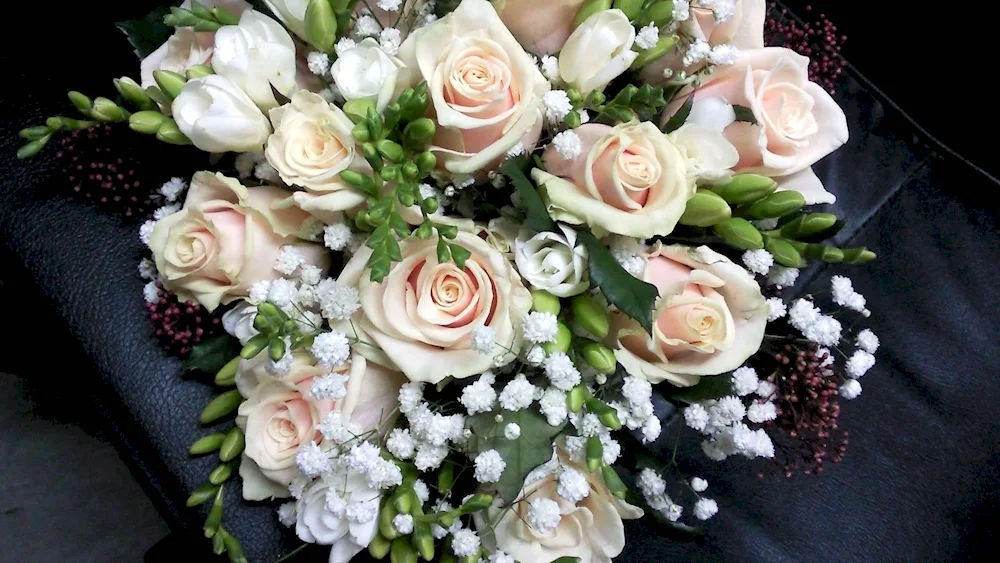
[236,351,406,500]
[494,0,586,54]
[533,121,694,239]
[610,242,768,386]
[639,0,766,85]
[513,224,589,298]
[395,0,550,175]
[139,0,251,88]
[661,47,849,204]
[330,38,403,112]
[148,171,327,311]
[559,9,637,94]
[264,90,368,223]
[336,231,532,383]
[173,75,272,153]
[295,471,380,563]
[474,447,642,563]
[212,10,298,110]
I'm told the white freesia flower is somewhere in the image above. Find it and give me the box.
[262,0,309,41]
[513,224,589,297]
[559,10,638,93]
[212,10,298,110]
[330,38,403,112]
[668,124,740,184]
[172,75,272,152]
[222,300,258,344]
[295,471,381,563]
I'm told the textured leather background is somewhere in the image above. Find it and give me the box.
[2,2,999,561]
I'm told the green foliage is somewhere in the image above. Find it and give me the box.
[578,231,658,333]
[592,84,668,124]
[467,409,566,503]
[163,1,240,32]
[501,157,556,233]
[116,5,174,60]
[666,374,734,404]
[732,105,758,125]
[661,95,694,133]
[183,334,242,375]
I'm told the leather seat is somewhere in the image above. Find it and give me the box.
[2,1,998,561]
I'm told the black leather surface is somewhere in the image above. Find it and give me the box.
[2,2,999,562]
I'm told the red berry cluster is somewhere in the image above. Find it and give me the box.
[754,343,848,478]
[54,124,161,218]
[764,3,847,94]
[144,282,222,357]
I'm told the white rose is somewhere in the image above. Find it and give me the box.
[264,90,368,222]
[559,9,638,94]
[330,38,402,112]
[173,75,272,152]
[513,224,589,298]
[222,300,258,344]
[212,10,298,110]
[668,123,740,184]
[295,471,380,563]
[395,0,550,175]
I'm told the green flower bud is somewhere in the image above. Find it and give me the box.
[145,86,172,108]
[613,0,643,19]
[369,532,392,560]
[268,338,286,362]
[363,143,383,170]
[203,486,225,538]
[212,6,240,25]
[563,110,582,129]
[214,357,240,386]
[436,238,452,264]
[567,89,583,105]
[819,246,844,263]
[412,523,434,561]
[585,90,606,107]
[186,484,219,507]
[764,237,805,268]
[189,432,227,455]
[304,0,338,51]
[240,333,269,359]
[380,501,400,540]
[571,294,610,338]
[403,161,420,181]
[392,487,413,514]
[415,151,437,172]
[344,98,377,124]
[586,435,603,472]
[115,77,155,110]
[16,135,52,160]
[574,0,612,27]
[189,1,212,19]
[461,493,494,513]
[352,121,372,142]
[601,465,628,499]
[630,35,678,70]
[415,221,434,239]
[779,212,838,239]
[19,125,51,140]
[199,389,243,424]
[166,7,199,27]
[91,97,128,122]
[530,289,561,315]
[711,173,778,205]
[185,64,215,79]
[639,0,675,27]
[542,322,572,355]
[382,165,400,182]
[209,463,234,485]
[713,218,764,250]
[193,19,222,32]
[220,529,247,563]
[128,110,167,134]
[437,511,456,528]
[391,537,417,563]
[420,196,438,214]
[219,427,245,462]
[153,70,188,100]
[567,384,589,413]
[377,139,405,163]
[678,190,732,227]
[68,91,93,114]
[747,190,805,219]
[404,118,436,142]
[581,341,616,374]
[155,118,192,145]
[841,247,876,264]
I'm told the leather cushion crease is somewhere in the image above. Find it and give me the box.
[1,1,998,561]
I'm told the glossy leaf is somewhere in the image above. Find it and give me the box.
[468,408,565,503]
[578,231,658,333]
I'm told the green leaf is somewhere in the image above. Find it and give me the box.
[183,335,242,375]
[578,231,658,334]
[732,105,758,125]
[501,157,556,233]
[468,409,565,503]
[116,5,174,60]
[450,244,471,269]
[666,374,733,404]
[661,95,694,134]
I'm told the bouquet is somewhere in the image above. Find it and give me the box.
[16,1,879,561]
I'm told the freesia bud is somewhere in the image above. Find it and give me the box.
[711,174,778,205]
[153,70,187,99]
[115,77,155,109]
[639,0,675,27]
[713,218,764,250]
[764,237,805,268]
[562,8,637,93]
[574,0,613,28]
[678,190,732,227]
[613,0,644,19]
[748,190,805,219]
[530,289,562,315]
[542,322,572,355]
[369,532,391,559]
[91,97,128,122]
[304,0,337,52]
[185,64,215,80]
[571,294,610,338]
[582,341,617,374]
[630,35,677,70]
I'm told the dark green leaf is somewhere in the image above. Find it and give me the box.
[116,5,174,60]
[732,105,758,125]
[661,95,694,133]
[183,335,242,375]
[468,409,565,503]
[578,231,658,334]
[450,244,471,269]
[666,374,733,404]
[502,157,556,232]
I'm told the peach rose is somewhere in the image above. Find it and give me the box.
[610,243,767,386]
[474,446,642,563]
[661,47,849,204]
[395,0,550,175]
[494,0,586,55]
[148,171,328,311]
[335,231,532,383]
[639,0,766,85]
[236,351,406,500]
[532,121,694,239]
[139,0,252,88]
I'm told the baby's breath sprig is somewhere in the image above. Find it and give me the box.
[339,82,472,283]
